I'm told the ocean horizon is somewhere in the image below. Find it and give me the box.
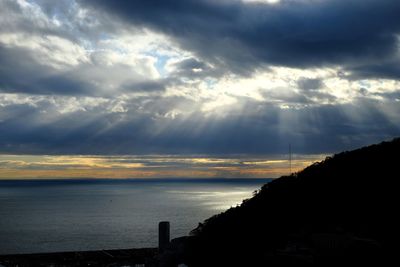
[0,178,271,255]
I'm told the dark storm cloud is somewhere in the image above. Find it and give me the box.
[0,46,91,95]
[168,57,225,79]
[373,91,400,101]
[123,80,166,92]
[349,61,400,80]
[121,77,189,93]
[297,78,324,91]
[81,0,400,77]
[1,96,399,155]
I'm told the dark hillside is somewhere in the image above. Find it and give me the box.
[184,138,399,266]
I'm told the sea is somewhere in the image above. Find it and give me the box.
[0,178,270,255]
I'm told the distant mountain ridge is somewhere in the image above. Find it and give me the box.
[182,138,399,266]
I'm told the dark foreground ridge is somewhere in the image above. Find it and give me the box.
[180,138,400,266]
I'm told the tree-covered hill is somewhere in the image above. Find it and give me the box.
[183,138,399,266]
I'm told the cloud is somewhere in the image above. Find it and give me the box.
[0,0,400,159]
[0,39,162,96]
[0,0,171,96]
[0,154,326,178]
[349,60,400,80]
[297,78,324,91]
[0,92,399,156]
[81,0,400,77]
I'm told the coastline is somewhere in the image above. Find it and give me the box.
[0,247,158,267]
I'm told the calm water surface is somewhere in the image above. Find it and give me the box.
[0,179,269,254]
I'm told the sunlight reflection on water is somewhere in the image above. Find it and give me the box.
[167,189,253,210]
[0,180,267,254]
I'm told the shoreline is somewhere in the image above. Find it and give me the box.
[0,247,158,266]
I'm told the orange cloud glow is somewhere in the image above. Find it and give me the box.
[0,154,327,179]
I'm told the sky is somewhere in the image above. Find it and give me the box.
[0,0,399,179]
